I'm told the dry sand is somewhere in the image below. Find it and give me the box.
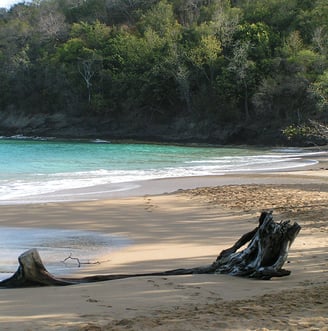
[0,161,328,330]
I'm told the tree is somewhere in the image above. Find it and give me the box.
[240,0,299,35]
[105,0,157,25]
[228,41,255,120]
[189,33,222,84]
[0,0,327,141]
[139,0,179,37]
[312,26,328,56]
[173,0,202,27]
[282,30,304,57]
[36,1,68,42]
[53,21,110,107]
[78,54,102,103]
[310,70,328,112]
[210,0,241,48]
[58,0,108,24]
[252,74,312,123]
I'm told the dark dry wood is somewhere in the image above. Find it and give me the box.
[0,211,301,288]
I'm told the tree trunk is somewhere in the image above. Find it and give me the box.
[243,79,250,120]
[0,211,301,288]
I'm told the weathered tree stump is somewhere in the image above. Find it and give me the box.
[0,211,301,288]
[212,211,301,279]
[0,249,74,287]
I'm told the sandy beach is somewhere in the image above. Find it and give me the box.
[0,158,328,330]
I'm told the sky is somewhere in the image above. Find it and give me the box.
[0,0,32,9]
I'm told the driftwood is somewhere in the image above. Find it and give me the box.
[212,211,301,279]
[0,211,301,288]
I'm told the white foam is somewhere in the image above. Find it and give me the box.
[0,145,324,204]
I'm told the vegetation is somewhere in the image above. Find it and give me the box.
[0,0,327,145]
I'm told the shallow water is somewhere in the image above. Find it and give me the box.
[0,227,131,281]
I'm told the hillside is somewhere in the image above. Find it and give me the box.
[0,0,327,145]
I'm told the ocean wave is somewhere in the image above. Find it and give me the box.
[0,140,325,204]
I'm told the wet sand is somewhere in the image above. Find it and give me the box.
[0,157,327,330]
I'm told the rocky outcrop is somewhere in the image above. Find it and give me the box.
[0,110,288,145]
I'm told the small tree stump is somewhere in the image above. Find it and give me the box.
[0,249,74,288]
[0,211,301,288]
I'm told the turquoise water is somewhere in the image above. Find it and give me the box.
[0,136,321,204]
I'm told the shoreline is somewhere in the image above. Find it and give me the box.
[1,141,327,205]
[0,159,327,330]
[1,157,327,205]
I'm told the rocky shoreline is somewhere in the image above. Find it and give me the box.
[0,111,293,146]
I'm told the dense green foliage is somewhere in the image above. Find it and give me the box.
[0,0,327,144]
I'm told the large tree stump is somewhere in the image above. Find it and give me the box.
[212,211,301,279]
[0,211,301,288]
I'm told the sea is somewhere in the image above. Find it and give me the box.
[0,135,323,205]
[0,135,324,280]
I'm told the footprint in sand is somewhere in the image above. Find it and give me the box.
[174,285,186,289]
[147,279,160,287]
[144,197,157,212]
[86,297,99,303]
